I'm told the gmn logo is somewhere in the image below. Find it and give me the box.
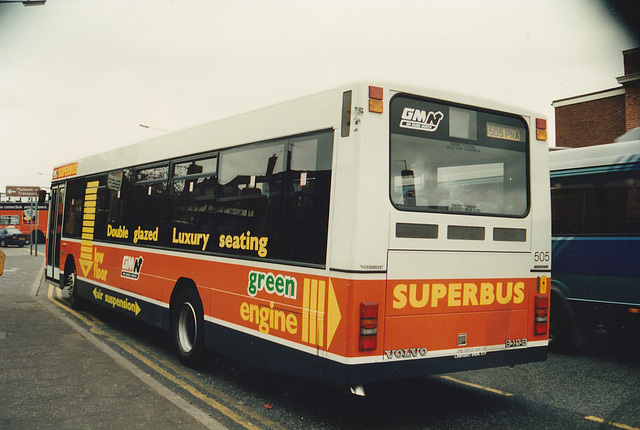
[399,107,444,132]
[121,256,144,280]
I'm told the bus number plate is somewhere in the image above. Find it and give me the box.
[505,338,527,348]
[487,123,523,142]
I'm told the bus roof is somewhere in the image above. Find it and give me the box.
[549,140,640,172]
[52,81,544,182]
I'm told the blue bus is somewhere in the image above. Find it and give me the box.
[550,140,640,346]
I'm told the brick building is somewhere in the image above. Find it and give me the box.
[552,48,640,148]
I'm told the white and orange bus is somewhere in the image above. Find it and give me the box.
[46,83,551,393]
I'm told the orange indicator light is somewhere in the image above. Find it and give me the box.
[369,99,383,113]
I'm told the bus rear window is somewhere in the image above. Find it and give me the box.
[390,95,529,217]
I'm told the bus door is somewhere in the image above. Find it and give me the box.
[46,183,65,282]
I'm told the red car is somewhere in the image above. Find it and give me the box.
[0,227,29,247]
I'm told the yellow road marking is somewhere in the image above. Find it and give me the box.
[585,416,640,430]
[440,375,514,397]
[46,284,282,430]
[48,285,96,328]
[83,309,107,326]
[107,334,258,429]
[441,375,639,430]
[131,343,287,430]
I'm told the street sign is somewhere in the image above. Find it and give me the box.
[5,186,40,198]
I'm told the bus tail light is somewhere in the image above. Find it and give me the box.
[534,294,549,335]
[536,118,547,141]
[359,302,378,351]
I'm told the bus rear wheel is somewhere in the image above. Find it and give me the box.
[171,288,206,368]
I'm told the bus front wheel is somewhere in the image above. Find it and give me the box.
[65,263,83,309]
[171,288,206,368]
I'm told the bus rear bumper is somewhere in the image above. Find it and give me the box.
[205,321,547,386]
[321,346,548,385]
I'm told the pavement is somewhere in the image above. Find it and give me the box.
[0,247,224,430]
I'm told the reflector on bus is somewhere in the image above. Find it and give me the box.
[536,117,547,141]
[369,85,383,113]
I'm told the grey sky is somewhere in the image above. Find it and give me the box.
[0,0,635,191]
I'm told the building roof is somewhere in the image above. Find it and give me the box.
[551,87,625,108]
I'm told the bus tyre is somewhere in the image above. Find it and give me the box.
[66,265,83,310]
[172,288,206,368]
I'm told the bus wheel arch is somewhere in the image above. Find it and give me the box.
[31,229,45,244]
[550,282,584,350]
[170,279,206,368]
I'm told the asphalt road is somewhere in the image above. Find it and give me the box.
[3,245,640,429]
[0,245,217,429]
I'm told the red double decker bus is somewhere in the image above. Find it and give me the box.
[0,200,48,243]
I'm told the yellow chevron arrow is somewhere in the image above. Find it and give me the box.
[79,259,93,278]
[326,279,341,349]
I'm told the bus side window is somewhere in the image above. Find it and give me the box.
[551,171,640,237]
[63,178,86,238]
[216,140,286,259]
[282,131,333,265]
[130,165,169,244]
[106,169,134,228]
[168,159,217,247]
[0,215,19,225]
